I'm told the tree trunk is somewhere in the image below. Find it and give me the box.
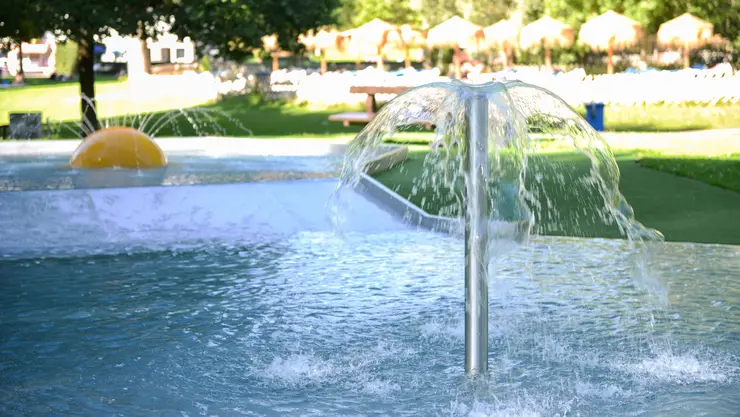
[140,39,151,74]
[453,45,461,79]
[376,46,383,71]
[320,50,327,74]
[272,54,279,72]
[355,56,362,70]
[15,42,25,84]
[78,30,100,132]
[138,21,151,74]
[404,47,411,69]
[544,43,552,71]
[607,42,614,74]
[683,41,690,68]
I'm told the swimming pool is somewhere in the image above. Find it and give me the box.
[0,153,343,191]
[0,140,738,416]
[1,230,738,416]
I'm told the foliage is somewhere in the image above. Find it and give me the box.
[335,0,420,28]
[523,0,740,43]
[468,0,516,26]
[40,0,162,41]
[0,0,48,43]
[419,0,460,27]
[164,0,340,58]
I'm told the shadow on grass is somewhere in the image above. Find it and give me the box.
[636,153,740,193]
[151,95,365,138]
[49,94,366,139]
[604,123,713,132]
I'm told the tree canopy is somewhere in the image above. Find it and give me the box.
[523,0,740,42]
[334,0,420,29]
[16,0,339,130]
[164,0,340,57]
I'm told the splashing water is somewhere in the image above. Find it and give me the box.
[334,79,665,290]
[46,94,253,140]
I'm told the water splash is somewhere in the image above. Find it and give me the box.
[46,94,253,140]
[333,80,664,289]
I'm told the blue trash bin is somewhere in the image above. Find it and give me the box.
[584,102,605,132]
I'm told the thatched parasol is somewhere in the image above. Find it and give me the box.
[657,13,714,68]
[339,28,364,70]
[261,34,291,72]
[520,16,574,70]
[343,19,401,70]
[578,10,643,74]
[483,19,518,68]
[399,25,426,68]
[427,16,484,78]
[298,28,344,74]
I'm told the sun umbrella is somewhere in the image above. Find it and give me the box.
[657,13,714,68]
[483,19,518,68]
[261,34,288,72]
[340,28,365,70]
[399,25,426,68]
[343,19,401,70]
[299,28,344,74]
[520,16,574,71]
[578,10,643,74]
[427,16,484,79]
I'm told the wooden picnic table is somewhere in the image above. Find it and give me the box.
[350,85,414,115]
[329,85,422,127]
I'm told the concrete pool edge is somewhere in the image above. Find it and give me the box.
[0,137,403,158]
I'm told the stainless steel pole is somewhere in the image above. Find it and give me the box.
[464,91,489,376]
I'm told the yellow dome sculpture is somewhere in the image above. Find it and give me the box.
[70,127,167,169]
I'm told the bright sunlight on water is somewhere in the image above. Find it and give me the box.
[0,232,738,416]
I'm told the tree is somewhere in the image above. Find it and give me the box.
[164,0,340,58]
[469,0,516,26]
[35,0,337,131]
[352,0,421,27]
[334,0,360,29]
[0,0,48,83]
[420,0,460,27]
[39,0,162,131]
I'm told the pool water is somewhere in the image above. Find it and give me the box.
[0,154,343,191]
[1,231,738,416]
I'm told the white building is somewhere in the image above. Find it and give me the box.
[2,34,56,77]
[100,28,195,65]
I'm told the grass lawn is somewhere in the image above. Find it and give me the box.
[170,97,740,136]
[636,152,740,193]
[4,84,740,134]
[1,75,119,88]
[373,148,740,245]
[147,96,364,139]
[0,77,217,127]
[591,104,740,132]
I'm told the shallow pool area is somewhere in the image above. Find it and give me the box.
[0,137,739,416]
[1,231,738,416]
[0,152,344,191]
